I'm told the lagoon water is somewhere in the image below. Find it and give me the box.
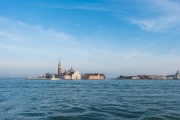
[0,79,180,120]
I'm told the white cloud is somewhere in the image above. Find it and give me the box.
[27,0,180,33]
[131,15,180,32]
[130,0,180,32]
[0,17,75,49]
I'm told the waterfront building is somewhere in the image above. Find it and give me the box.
[132,76,140,79]
[53,74,64,80]
[45,73,52,78]
[174,70,180,79]
[71,71,81,79]
[148,75,158,79]
[123,76,133,79]
[88,73,105,80]
[166,70,180,80]
[116,70,180,80]
[166,76,173,80]
[43,73,64,80]
[81,73,105,80]
[158,75,166,80]
[137,75,149,79]
[81,74,88,79]
[64,67,81,80]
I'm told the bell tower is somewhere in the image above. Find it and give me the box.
[58,59,62,75]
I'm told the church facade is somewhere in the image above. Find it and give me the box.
[64,67,81,80]
[57,60,81,80]
[166,70,180,80]
[174,70,180,79]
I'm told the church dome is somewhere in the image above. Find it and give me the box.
[68,67,74,72]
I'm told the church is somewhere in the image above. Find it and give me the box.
[174,70,180,79]
[166,70,180,80]
[40,60,105,80]
[56,60,81,80]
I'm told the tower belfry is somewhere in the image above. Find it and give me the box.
[58,59,62,75]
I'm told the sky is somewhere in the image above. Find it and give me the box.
[0,0,180,78]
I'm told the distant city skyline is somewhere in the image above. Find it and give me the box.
[0,0,180,78]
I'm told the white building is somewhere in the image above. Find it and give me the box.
[167,70,180,80]
[71,71,81,79]
[174,70,180,79]
[64,67,81,80]
[158,76,166,80]
[132,76,140,79]
[166,76,173,80]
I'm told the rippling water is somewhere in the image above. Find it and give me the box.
[0,79,180,120]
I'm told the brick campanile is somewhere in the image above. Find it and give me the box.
[58,59,62,75]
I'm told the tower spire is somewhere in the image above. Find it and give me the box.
[59,59,61,64]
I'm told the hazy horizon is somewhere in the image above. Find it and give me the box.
[0,0,180,78]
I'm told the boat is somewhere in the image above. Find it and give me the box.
[50,78,62,80]
[50,74,62,80]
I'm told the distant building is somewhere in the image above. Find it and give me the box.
[148,75,158,79]
[64,67,81,80]
[167,70,180,80]
[137,75,149,79]
[123,76,133,79]
[158,75,166,80]
[54,74,64,79]
[174,70,180,79]
[45,73,52,78]
[81,74,89,79]
[81,73,105,80]
[132,76,140,79]
[166,76,173,80]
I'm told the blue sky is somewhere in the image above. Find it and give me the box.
[0,0,180,78]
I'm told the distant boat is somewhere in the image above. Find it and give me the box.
[50,74,63,80]
[50,78,62,80]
